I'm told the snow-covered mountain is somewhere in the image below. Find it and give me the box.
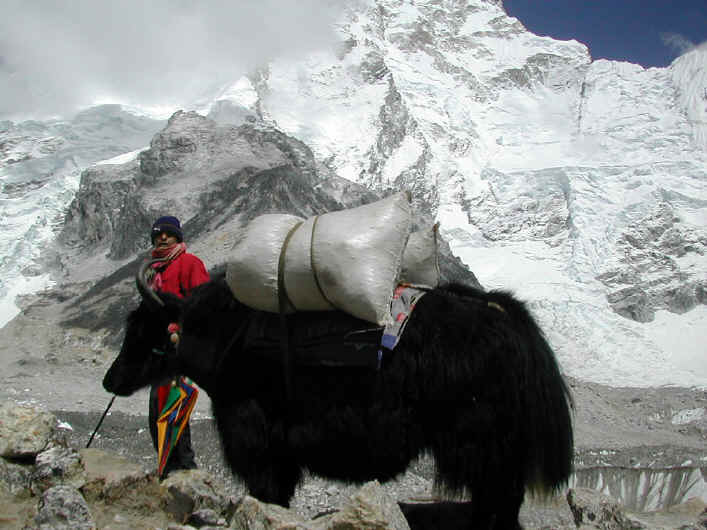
[0,105,164,324]
[0,0,704,388]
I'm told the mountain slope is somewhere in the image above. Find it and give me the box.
[0,105,165,324]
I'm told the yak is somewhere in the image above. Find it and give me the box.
[103,261,574,529]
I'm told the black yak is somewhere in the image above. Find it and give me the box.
[103,263,573,529]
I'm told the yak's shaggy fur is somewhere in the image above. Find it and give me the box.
[104,276,573,529]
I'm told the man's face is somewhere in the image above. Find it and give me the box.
[153,231,178,249]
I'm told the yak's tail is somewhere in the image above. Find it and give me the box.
[486,288,575,497]
[435,283,575,499]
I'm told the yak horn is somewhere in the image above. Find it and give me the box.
[136,259,165,308]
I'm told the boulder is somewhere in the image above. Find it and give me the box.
[0,402,57,459]
[186,507,228,527]
[160,469,237,524]
[313,480,410,530]
[31,444,87,495]
[230,495,310,529]
[79,447,161,513]
[567,487,642,529]
[35,484,95,530]
[229,481,410,530]
[0,456,33,497]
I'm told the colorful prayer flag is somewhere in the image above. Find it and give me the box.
[156,377,198,477]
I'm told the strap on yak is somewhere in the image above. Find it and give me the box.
[277,221,303,407]
[308,215,336,309]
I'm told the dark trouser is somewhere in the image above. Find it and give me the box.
[149,383,197,476]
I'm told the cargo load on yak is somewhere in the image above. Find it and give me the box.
[225,192,440,326]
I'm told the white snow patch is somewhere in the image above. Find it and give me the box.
[644,307,707,386]
[382,135,424,184]
[95,148,144,165]
[671,408,705,425]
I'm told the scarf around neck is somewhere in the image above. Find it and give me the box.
[148,242,186,290]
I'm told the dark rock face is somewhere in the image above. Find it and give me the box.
[598,202,706,322]
[59,160,146,257]
[59,111,377,261]
[606,286,654,323]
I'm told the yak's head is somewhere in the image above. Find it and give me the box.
[103,259,184,396]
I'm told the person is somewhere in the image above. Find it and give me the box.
[146,215,210,477]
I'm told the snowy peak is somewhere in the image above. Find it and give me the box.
[579,59,700,164]
[231,0,594,208]
[0,106,163,325]
[203,0,706,387]
[670,42,707,150]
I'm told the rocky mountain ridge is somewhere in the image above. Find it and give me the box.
[55,110,473,290]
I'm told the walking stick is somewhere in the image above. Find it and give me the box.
[86,395,116,448]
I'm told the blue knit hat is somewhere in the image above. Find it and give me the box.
[151,215,183,243]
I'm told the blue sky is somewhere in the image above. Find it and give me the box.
[503,0,707,67]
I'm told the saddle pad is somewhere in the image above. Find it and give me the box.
[243,309,384,369]
[381,285,428,350]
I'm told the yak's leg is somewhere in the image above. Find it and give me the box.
[489,484,524,530]
[398,501,475,530]
[240,444,302,507]
[213,400,302,506]
[469,479,524,530]
[429,408,525,529]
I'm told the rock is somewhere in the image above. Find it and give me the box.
[187,507,228,527]
[35,484,95,530]
[31,444,87,495]
[313,480,410,530]
[79,448,162,513]
[0,456,33,497]
[230,495,310,529]
[599,201,707,322]
[160,469,237,524]
[606,286,654,323]
[229,482,412,530]
[56,110,371,281]
[567,487,643,529]
[0,402,57,459]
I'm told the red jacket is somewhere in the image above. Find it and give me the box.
[155,252,210,298]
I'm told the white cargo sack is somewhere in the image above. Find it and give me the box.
[224,213,304,314]
[226,192,439,325]
[400,223,440,288]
